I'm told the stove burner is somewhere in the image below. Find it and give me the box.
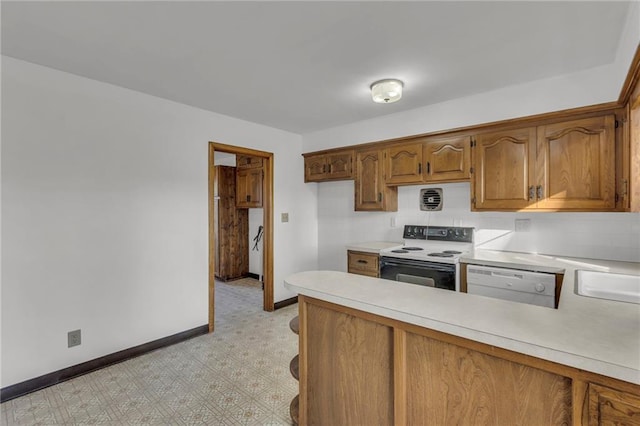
[428,252,455,258]
[402,247,424,251]
[391,249,409,253]
[443,250,462,254]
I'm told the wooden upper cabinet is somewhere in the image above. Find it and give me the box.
[385,142,424,185]
[385,137,471,185]
[236,155,263,169]
[236,167,263,208]
[473,127,537,210]
[536,115,616,210]
[355,149,397,211]
[304,150,353,182]
[304,155,327,182]
[626,74,640,212]
[424,135,471,182]
[473,115,617,211]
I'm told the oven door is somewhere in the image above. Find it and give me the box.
[379,257,456,291]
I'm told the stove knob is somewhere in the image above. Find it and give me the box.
[535,283,546,293]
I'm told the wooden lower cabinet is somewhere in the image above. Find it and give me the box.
[586,383,640,425]
[347,250,379,277]
[298,296,640,426]
[302,302,394,426]
[403,332,571,425]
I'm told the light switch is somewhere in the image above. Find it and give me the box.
[281,213,289,223]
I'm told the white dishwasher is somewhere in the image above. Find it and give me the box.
[466,265,556,308]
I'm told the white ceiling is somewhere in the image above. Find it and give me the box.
[1,1,630,134]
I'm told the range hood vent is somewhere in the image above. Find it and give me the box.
[420,188,443,211]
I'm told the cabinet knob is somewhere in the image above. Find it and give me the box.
[357,260,368,264]
[378,192,383,202]
[418,163,422,174]
[247,195,251,202]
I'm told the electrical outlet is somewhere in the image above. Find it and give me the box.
[515,219,531,232]
[68,329,81,348]
[390,217,397,228]
[281,213,289,223]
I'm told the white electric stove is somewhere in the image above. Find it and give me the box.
[379,225,474,291]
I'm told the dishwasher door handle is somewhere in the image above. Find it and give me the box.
[490,271,524,279]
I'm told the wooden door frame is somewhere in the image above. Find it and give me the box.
[208,142,274,333]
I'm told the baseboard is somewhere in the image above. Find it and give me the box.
[274,296,298,310]
[247,272,261,280]
[0,324,209,403]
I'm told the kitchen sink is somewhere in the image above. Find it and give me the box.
[576,270,640,304]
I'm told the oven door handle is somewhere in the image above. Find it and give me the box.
[379,257,456,272]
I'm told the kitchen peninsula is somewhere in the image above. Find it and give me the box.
[284,254,640,425]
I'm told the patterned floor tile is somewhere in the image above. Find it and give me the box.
[2,278,299,425]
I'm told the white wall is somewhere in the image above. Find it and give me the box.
[1,57,318,387]
[319,182,640,273]
[213,152,236,167]
[308,6,640,273]
[303,3,639,153]
[302,58,624,153]
[613,1,640,94]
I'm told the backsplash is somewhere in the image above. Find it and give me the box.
[318,181,640,271]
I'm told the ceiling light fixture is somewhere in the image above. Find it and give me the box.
[370,79,404,104]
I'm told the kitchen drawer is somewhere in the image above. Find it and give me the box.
[348,250,379,277]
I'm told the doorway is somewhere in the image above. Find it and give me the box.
[208,142,274,333]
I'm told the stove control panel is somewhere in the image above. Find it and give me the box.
[403,225,474,243]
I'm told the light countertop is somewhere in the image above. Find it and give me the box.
[284,250,640,385]
[345,241,401,254]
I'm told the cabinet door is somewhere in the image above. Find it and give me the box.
[236,168,263,208]
[473,127,536,210]
[424,135,471,182]
[304,155,327,182]
[303,302,394,426]
[326,151,353,180]
[536,115,616,210]
[237,155,263,169]
[586,383,640,425]
[385,142,424,185]
[405,331,572,425]
[355,149,397,211]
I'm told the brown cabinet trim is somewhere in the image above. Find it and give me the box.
[619,44,640,105]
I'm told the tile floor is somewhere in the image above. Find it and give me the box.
[1,278,299,425]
